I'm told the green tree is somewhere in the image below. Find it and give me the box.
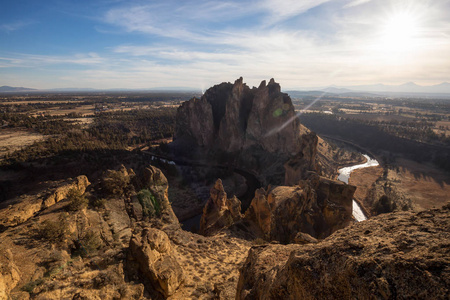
[137,189,160,217]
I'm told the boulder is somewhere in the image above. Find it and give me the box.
[129,228,184,297]
[237,204,450,299]
[199,179,243,235]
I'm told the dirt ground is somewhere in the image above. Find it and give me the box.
[349,165,384,206]
[393,158,450,210]
[350,158,450,212]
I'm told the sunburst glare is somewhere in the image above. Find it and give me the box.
[378,8,422,54]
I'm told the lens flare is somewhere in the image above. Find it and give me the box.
[264,92,327,138]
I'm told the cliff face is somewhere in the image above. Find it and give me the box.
[237,204,450,300]
[245,172,355,243]
[174,78,318,185]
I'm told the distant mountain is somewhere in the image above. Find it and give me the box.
[344,82,450,94]
[290,82,450,98]
[0,86,37,92]
[320,87,354,93]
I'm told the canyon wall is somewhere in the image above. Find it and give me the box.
[174,77,318,185]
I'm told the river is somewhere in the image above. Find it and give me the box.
[149,152,378,225]
[338,154,379,222]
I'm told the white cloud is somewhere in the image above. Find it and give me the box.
[0,20,34,33]
[0,52,105,67]
[259,0,331,23]
[344,0,371,9]
[3,0,450,89]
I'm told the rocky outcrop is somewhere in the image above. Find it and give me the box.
[0,250,20,299]
[245,173,355,243]
[365,177,413,216]
[141,165,180,226]
[284,131,318,185]
[174,78,318,185]
[199,179,242,236]
[237,204,450,300]
[0,175,90,229]
[129,228,184,298]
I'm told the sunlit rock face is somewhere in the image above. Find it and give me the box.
[199,179,243,236]
[245,172,355,243]
[237,204,450,300]
[174,77,318,185]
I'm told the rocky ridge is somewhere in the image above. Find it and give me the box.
[237,204,450,299]
[245,172,355,243]
[0,175,90,229]
[174,77,318,185]
[0,165,252,299]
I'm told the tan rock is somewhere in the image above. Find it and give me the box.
[0,249,21,300]
[199,179,243,235]
[237,204,450,299]
[293,232,318,245]
[245,173,355,243]
[129,228,184,297]
[42,175,90,208]
[142,165,179,226]
[0,175,90,228]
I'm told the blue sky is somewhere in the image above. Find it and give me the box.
[1,0,449,89]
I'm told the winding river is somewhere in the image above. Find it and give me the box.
[338,154,380,222]
[148,151,379,225]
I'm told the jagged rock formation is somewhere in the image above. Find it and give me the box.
[174,77,318,185]
[141,165,180,226]
[0,175,90,229]
[0,164,254,299]
[245,172,355,243]
[199,179,243,236]
[129,228,184,297]
[237,204,450,300]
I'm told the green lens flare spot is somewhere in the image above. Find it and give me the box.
[273,108,283,117]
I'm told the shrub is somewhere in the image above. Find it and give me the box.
[90,197,106,209]
[73,230,102,258]
[137,189,160,217]
[67,188,88,211]
[21,278,45,294]
[39,213,69,243]
[102,170,130,196]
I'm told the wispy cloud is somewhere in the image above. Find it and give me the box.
[344,0,372,9]
[2,0,450,89]
[259,0,331,23]
[0,20,34,33]
[0,52,105,67]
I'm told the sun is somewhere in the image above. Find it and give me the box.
[379,11,421,54]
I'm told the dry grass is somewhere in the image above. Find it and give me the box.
[349,166,384,205]
[393,158,450,210]
[350,159,450,212]
[170,232,250,299]
[0,129,45,157]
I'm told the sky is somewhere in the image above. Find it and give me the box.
[1,0,450,90]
